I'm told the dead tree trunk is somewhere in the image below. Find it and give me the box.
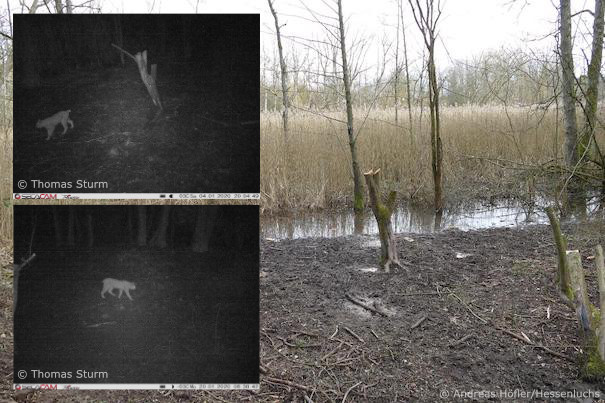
[111,44,163,111]
[401,0,414,151]
[364,168,401,273]
[337,0,364,213]
[267,0,289,141]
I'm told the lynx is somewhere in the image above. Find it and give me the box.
[101,278,136,301]
[36,110,74,140]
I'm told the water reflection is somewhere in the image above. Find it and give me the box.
[261,201,549,240]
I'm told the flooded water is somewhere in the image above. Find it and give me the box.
[260,201,551,240]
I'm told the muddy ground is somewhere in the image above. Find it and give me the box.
[2,222,605,401]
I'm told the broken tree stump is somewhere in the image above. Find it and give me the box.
[566,248,605,379]
[363,168,401,273]
[111,44,163,111]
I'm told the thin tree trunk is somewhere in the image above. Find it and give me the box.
[581,0,605,165]
[401,0,414,150]
[267,0,289,140]
[394,2,400,126]
[428,43,443,214]
[337,0,364,213]
[408,0,443,215]
[560,0,579,169]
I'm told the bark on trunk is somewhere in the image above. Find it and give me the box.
[267,0,289,140]
[400,1,414,150]
[337,0,364,213]
[581,0,604,156]
[408,0,443,215]
[560,0,579,169]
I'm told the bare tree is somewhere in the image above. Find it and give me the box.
[337,0,365,213]
[581,0,605,171]
[394,2,400,125]
[408,0,444,220]
[400,0,414,150]
[559,0,579,171]
[267,0,290,140]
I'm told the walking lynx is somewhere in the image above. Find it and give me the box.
[101,278,136,301]
[36,110,74,140]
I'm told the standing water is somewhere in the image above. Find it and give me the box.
[261,201,550,240]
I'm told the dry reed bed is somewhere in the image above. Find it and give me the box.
[261,105,567,213]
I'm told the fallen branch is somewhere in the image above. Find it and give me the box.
[411,315,427,329]
[448,334,474,347]
[343,326,364,343]
[264,376,315,392]
[342,381,362,403]
[345,292,389,316]
[495,325,573,362]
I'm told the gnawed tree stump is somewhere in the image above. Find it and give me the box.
[111,44,163,112]
[363,168,401,273]
[566,247,605,379]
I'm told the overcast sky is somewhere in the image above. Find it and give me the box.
[5,0,597,74]
[260,0,596,76]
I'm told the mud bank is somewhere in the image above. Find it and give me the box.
[259,223,605,401]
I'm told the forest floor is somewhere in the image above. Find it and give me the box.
[1,222,605,401]
[13,68,259,194]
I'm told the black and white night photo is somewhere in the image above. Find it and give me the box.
[13,205,259,385]
[13,14,259,194]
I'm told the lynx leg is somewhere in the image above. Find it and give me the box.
[118,289,123,299]
[68,119,74,129]
[125,290,133,301]
[61,121,68,135]
[46,127,54,141]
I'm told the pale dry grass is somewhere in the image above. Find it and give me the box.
[261,105,566,213]
[0,123,11,246]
